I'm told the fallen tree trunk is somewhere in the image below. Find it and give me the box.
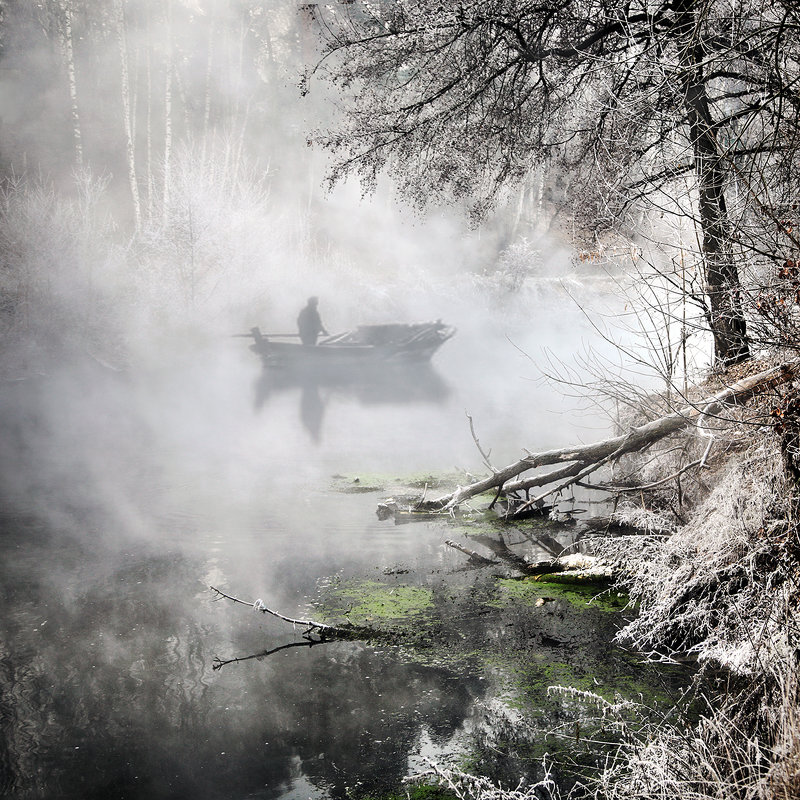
[419,359,800,513]
[445,537,616,583]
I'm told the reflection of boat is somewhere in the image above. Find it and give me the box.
[253,361,451,442]
[246,321,456,368]
[254,361,450,408]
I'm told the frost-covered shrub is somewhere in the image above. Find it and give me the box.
[0,171,124,371]
[488,238,544,293]
[615,437,790,670]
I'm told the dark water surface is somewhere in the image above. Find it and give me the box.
[0,307,684,799]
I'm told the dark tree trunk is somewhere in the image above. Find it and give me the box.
[677,0,750,366]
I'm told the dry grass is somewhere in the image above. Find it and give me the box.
[413,428,800,799]
[617,436,792,669]
[586,432,800,799]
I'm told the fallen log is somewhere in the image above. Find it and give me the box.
[417,359,800,513]
[377,500,454,524]
[444,538,617,583]
[444,538,498,566]
[524,553,616,585]
[527,569,614,585]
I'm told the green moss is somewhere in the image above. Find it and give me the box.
[319,579,434,625]
[480,644,680,711]
[491,576,628,614]
[351,783,457,800]
[401,472,463,490]
[330,474,387,493]
[330,471,467,496]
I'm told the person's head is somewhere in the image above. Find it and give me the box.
[307,296,319,307]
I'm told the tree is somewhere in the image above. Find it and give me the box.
[307,0,800,366]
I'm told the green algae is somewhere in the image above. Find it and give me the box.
[491,576,628,614]
[476,642,682,719]
[330,471,466,495]
[317,579,434,626]
[351,784,457,800]
[305,496,688,787]
[330,474,388,493]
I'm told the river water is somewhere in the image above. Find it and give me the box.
[0,285,686,799]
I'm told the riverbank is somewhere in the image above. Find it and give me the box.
[410,360,800,799]
[598,432,800,799]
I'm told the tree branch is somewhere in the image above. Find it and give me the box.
[416,358,800,513]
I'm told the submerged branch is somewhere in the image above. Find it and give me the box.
[212,639,324,671]
[444,538,498,565]
[446,534,617,583]
[209,586,381,641]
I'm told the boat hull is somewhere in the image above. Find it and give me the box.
[248,322,455,369]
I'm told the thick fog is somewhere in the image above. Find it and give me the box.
[0,0,640,540]
[0,4,675,798]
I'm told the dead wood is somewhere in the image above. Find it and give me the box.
[213,640,322,670]
[417,359,800,515]
[523,560,616,585]
[210,586,384,641]
[445,535,617,583]
[444,539,497,565]
[377,500,455,524]
[467,532,552,573]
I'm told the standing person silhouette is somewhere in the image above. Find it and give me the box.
[297,296,328,345]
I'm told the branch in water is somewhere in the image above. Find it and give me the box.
[213,639,325,671]
[209,586,390,642]
[403,358,800,515]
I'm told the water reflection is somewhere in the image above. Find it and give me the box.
[254,363,450,442]
[0,329,685,799]
[0,514,486,800]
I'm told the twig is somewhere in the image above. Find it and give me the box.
[467,412,494,471]
[209,586,364,640]
[444,539,497,565]
[213,639,324,671]
[696,399,716,468]
[575,457,705,494]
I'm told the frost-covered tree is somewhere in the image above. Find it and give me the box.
[307,0,800,367]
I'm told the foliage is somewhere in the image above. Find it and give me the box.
[309,0,800,229]
[0,171,125,370]
[309,0,800,364]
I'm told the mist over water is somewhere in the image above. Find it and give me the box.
[0,270,628,798]
[0,4,655,796]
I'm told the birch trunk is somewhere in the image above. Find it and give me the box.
[201,11,215,169]
[145,24,154,223]
[162,0,174,226]
[116,0,142,231]
[59,0,83,170]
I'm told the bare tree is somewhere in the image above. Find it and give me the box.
[115,0,141,231]
[56,0,83,170]
[307,0,800,366]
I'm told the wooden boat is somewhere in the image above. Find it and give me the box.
[245,321,456,368]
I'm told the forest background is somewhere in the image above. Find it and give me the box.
[3,2,800,799]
